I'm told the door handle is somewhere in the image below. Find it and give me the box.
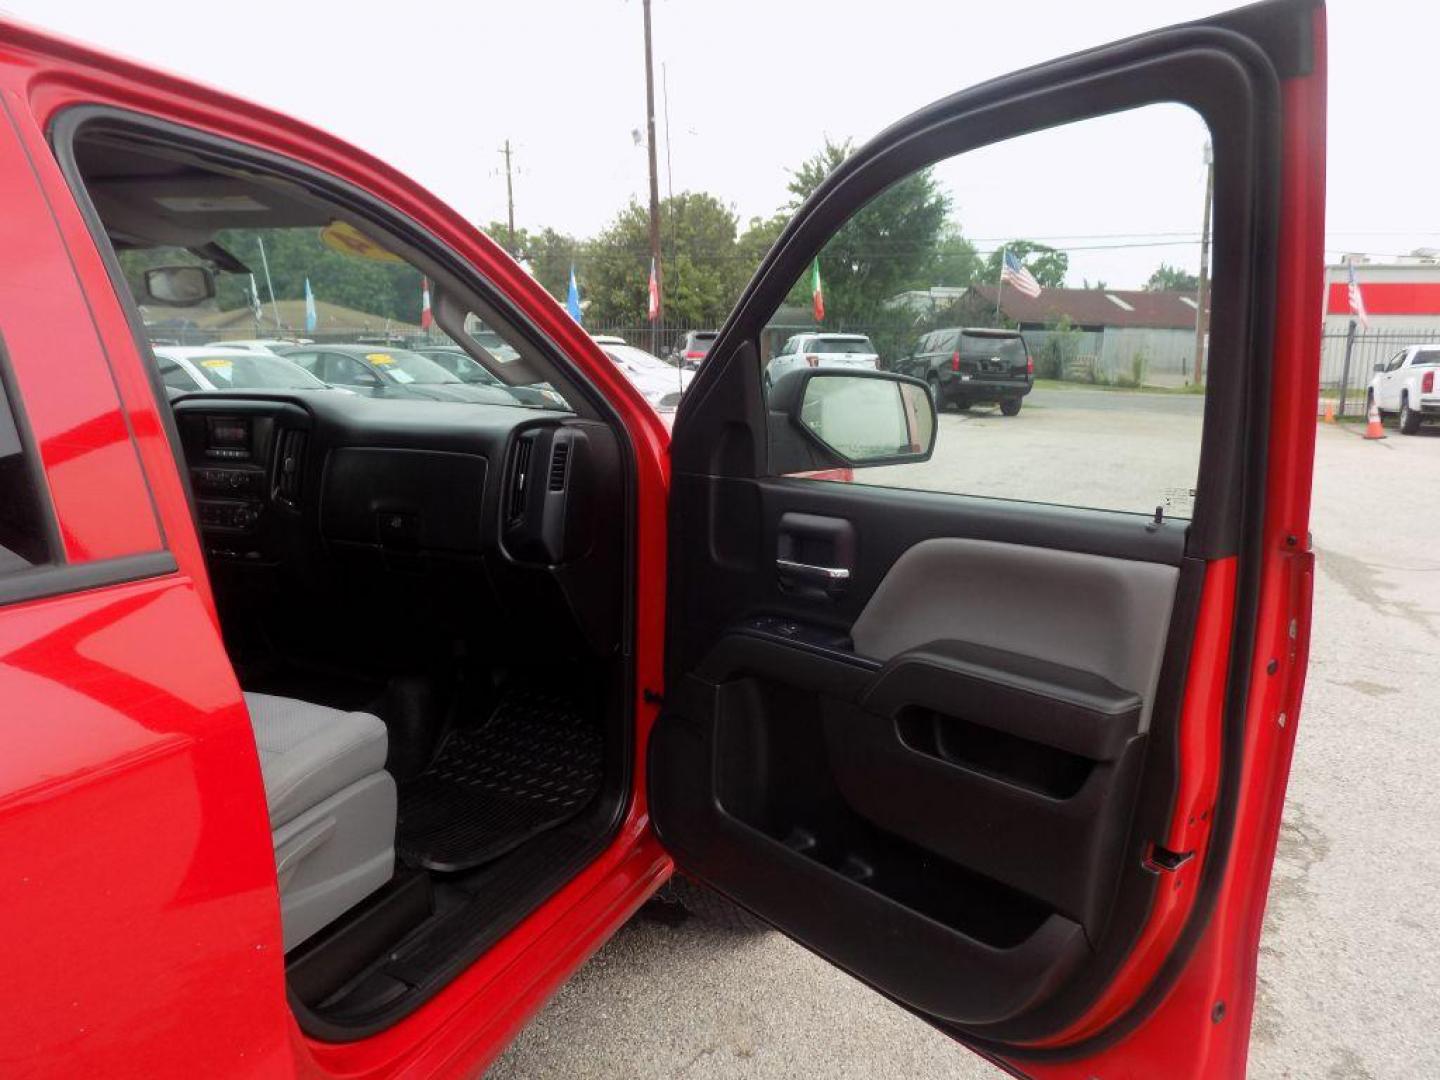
[776,558,851,583]
[777,558,850,597]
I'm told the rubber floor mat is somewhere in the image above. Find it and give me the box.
[396,688,603,872]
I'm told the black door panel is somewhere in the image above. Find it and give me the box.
[655,471,1193,1029]
[652,674,1092,1026]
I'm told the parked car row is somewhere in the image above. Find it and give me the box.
[151,338,570,410]
[761,327,1034,416]
[154,333,705,417]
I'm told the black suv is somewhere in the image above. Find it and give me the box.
[895,327,1033,415]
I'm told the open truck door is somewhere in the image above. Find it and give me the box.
[651,1,1325,1075]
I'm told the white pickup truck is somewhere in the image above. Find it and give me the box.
[1368,344,1440,434]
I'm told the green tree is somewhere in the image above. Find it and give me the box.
[583,191,748,325]
[736,212,789,270]
[933,226,982,287]
[1144,262,1199,292]
[488,223,580,303]
[784,138,951,325]
[983,240,1069,289]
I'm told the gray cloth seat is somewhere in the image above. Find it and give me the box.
[245,692,397,951]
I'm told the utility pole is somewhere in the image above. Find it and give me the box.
[500,139,516,255]
[642,0,663,354]
[1192,141,1214,385]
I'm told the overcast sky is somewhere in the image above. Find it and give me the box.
[3,0,1432,290]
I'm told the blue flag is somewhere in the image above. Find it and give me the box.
[566,265,583,324]
[304,278,317,333]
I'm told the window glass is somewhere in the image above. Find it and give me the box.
[0,377,52,574]
[328,355,377,386]
[763,102,1214,519]
[157,356,201,391]
[116,226,569,412]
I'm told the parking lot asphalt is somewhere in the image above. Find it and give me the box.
[489,394,1440,1080]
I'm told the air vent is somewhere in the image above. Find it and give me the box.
[548,439,571,492]
[274,428,307,505]
[507,432,535,522]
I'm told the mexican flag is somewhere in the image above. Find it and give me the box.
[420,277,433,330]
[811,258,825,322]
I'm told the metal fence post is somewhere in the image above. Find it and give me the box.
[1338,318,1357,418]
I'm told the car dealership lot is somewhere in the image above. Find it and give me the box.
[491,400,1440,1079]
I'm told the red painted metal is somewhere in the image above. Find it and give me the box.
[1325,279,1440,316]
[0,91,161,563]
[0,576,293,1079]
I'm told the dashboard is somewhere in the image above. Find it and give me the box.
[171,392,625,657]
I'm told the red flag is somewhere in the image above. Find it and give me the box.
[420,277,433,330]
[647,258,660,321]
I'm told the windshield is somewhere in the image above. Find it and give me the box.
[813,337,876,354]
[473,331,521,363]
[118,227,573,412]
[364,349,462,385]
[190,353,328,390]
[428,349,503,385]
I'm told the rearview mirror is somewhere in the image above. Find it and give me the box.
[771,368,936,468]
[142,265,215,307]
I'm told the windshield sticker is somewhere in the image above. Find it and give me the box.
[321,221,406,264]
[199,358,234,368]
[1162,486,1197,516]
[389,370,415,384]
[366,353,395,364]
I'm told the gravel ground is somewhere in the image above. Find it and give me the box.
[490,400,1440,1080]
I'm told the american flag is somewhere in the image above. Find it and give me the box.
[1001,250,1042,298]
[1346,261,1369,328]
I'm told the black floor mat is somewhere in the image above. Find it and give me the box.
[395,687,603,873]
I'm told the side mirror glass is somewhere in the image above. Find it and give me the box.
[142,265,215,307]
[780,370,936,467]
[1373,362,1386,374]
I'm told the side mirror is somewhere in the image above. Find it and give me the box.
[769,368,936,469]
[142,265,215,307]
[1373,363,1386,374]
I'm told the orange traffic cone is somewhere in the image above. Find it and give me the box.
[1364,398,1386,440]
[1323,400,1335,424]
